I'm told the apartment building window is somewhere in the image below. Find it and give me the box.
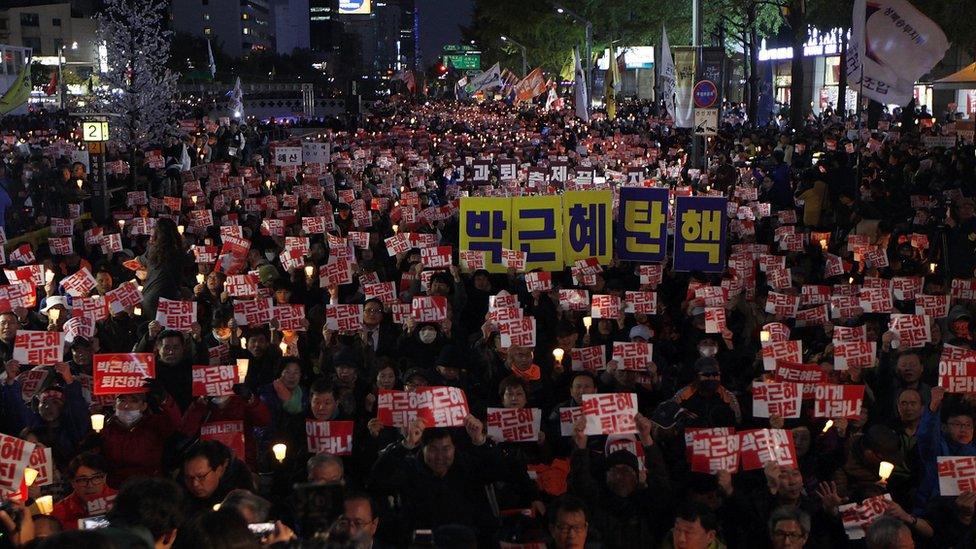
[204,27,212,35]
[52,18,61,27]
[243,27,250,35]
[20,13,40,27]
[203,13,210,20]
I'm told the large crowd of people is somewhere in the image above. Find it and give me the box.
[0,94,973,549]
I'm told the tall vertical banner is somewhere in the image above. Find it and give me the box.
[673,196,728,272]
[659,27,676,120]
[672,47,697,128]
[617,187,669,263]
[459,197,512,273]
[847,0,948,106]
[512,196,564,272]
[563,191,613,266]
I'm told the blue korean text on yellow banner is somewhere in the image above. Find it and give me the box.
[617,187,669,263]
[563,190,613,266]
[672,196,728,272]
[460,197,512,273]
[512,195,564,272]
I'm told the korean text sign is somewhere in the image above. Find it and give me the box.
[305,420,354,456]
[13,331,64,366]
[616,187,669,263]
[673,196,728,273]
[93,353,155,395]
[377,386,470,428]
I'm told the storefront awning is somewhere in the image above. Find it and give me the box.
[932,62,976,90]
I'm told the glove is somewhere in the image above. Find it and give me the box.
[143,377,168,407]
[232,383,252,401]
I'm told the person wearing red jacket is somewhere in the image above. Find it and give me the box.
[100,380,181,487]
[51,452,118,530]
[179,383,271,467]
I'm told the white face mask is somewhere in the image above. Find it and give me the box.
[212,396,231,407]
[699,345,718,358]
[116,409,142,426]
[419,328,437,344]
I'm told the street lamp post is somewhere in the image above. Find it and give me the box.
[500,35,528,77]
[58,41,78,110]
[555,4,592,105]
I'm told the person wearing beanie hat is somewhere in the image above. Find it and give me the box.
[668,357,741,428]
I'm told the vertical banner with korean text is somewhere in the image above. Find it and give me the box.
[563,190,613,267]
[673,196,728,272]
[459,197,511,273]
[617,187,669,263]
[511,196,564,272]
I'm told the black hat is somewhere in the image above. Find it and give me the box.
[332,348,359,370]
[695,357,720,375]
[436,345,462,370]
[403,367,430,385]
[605,449,639,473]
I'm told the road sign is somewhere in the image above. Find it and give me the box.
[693,80,718,109]
[694,108,718,136]
[82,121,109,142]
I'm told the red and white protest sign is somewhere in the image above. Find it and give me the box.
[49,237,73,256]
[558,407,584,436]
[201,421,245,459]
[558,289,589,311]
[458,250,486,272]
[377,386,470,428]
[105,281,142,314]
[326,304,364,333]
[888,314,931,349]
[28,446,54,487]
[571,346,606,373]
[155,298,197,331]
[801,285,831,306]
[487,407,542,442]
[943,344,976,362]
[92,353,155,395]
[611,342,652,371]
[225,274,259,297]
[752,382,802,419]
[63,315,96,343]
[832,325,866,345]
[952,279,976,300]
[273,304,306,331]
[858,287,892,314]
[390,303,412,324]
[761,340,802,371]
[411,296,448,323]
[775,361,828,399]
[704,307,727,334]
[892,277,922,301]
[624,291,657,315]
[839,495,892,540]
[0,434,36,490]
[320,259,353,286]
[363,281,397,305]
[765,292,799,317]
[591,294,621,319]
[814,384,865,419]
[916,294,950,318]
[687,429,740,474]
[834,342,877,370]
[498,317,537,348]
[940,360,976,393]
[421,246,453,269]
[17,367,49,402]
[61,269,96,297]
[580,393,638,436]
[524,272,552,293]
[938,456,976,496]
[191,245,218,264]
[738,429,797,470]
[191,364,240,397]
[233,298,273,326]
[13,331,64,366]
[305,420,354,455]
[638,265,664,286]
[500,248,526,271]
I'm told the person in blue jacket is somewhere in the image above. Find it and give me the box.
[914,386,976,514]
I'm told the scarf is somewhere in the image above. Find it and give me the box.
[273,379,303,414]
[510,363,541,381]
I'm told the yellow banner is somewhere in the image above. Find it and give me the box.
[459,197,512,273]
[512,196,564,272]
[562,190,613,266]
[0,60,31,116]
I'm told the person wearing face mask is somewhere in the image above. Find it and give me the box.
[668,357,741,428]
[179,379,271,469]
[99,381,182,487]
[946,306,973,346]
[397,321,447,370]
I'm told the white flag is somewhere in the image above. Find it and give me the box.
[659,26,676,120]
[847,0,948,106]
[229,77,244,118]
[574,48,589,123]
[207,39,216,79]
[464,62,502,95]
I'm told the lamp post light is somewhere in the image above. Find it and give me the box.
[554,4,592,105]
[500,35,528,77]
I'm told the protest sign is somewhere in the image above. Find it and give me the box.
[834,342,877,370]
[498,317,537,348]
[92,353,155,395]
[411,296,448,323]
[580,393,638,435]
[752,382,802,419]
[486,408,542,442]
[13,331,64,366]
[200,421,245,459]
[326,304,364,333]
[191,364,240,397]
[761,340,802,370]
[305,420,354,456]
[813,384,865,419]
[687,429,740,474]
[233,298,273,326]
[839,495,892,540]
[0,434,36,490]
[571,346,606,373]
[377,386,470,428]
[738,429,797,470]
[940,360,976,393]
[155,298,197,331]
[611,342,652,371]
[938,456,976,496]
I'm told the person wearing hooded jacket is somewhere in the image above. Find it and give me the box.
[914,387,976,515]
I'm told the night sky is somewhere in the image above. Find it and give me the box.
[417,0,473,67]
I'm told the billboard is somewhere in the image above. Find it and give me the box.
[338,0,371,14]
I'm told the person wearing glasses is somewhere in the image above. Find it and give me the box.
[548,495,592,549]
[913,386,976,516]
[331,492,394,549]
[180,440,255,518]
[767,506,809,549]
[50,453,117,531]
[668,357,741,428]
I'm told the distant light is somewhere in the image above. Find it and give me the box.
[233,110,241,118]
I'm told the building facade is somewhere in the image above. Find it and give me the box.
[170,0,273,59]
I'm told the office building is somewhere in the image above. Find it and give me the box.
[170,0,273,59]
